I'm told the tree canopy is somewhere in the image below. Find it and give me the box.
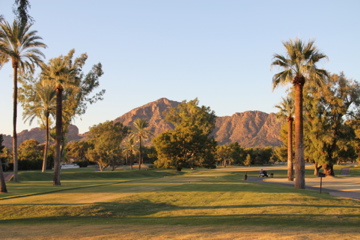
[153,99,217,170]
[86,121,129,171]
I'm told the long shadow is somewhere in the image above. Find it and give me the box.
[1,198,359,227]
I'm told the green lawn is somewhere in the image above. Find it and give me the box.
[0,166,359,239]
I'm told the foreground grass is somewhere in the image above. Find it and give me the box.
[0,167,359,239]
[2,225,360,240]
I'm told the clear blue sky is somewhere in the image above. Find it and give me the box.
[1,0,360,135]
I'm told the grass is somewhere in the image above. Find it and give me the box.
[0,166,359,239]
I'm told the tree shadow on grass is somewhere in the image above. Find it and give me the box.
[1,188,360,226]
[1,198,359,228]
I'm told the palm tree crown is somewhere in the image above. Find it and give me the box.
[0,19,46,71]
[275,96,294,122]
[271,39,328,88]
[21,79,56,125]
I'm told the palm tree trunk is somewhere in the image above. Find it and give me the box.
[42,114,49,172]
[130,151,133,170]
[287,118,294,181]
[53,87,62,186]
[0,163,7,193]
[294,77,305,189]
[138,136,142,170]
[12,63,19,182]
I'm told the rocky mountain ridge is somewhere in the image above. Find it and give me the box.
[1,98,282,149]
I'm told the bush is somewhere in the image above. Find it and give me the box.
[74,161,89,168]
[7,157,53,171]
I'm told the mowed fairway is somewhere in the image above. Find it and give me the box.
[0,167,359,240]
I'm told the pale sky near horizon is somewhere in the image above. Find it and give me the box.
[1,0,360,135]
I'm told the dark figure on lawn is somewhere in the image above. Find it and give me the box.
[259,169,268,177]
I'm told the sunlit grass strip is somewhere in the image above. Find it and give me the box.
[0,167,359,230]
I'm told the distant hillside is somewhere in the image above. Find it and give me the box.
[114,98,282,147]
[1,125,81,149]
[213,111,282,147]
[114,98,180,137]
[1,98,283,149]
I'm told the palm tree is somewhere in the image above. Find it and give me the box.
[14,0,33,26]
[130,119,152,170]
[271,39,328,189]
[121,137,138,170]
[275,96,295,181]
[0,19,46,182]
[20,79,56,172]
[41,53,76,186]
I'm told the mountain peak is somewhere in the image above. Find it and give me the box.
[2,99,282,149]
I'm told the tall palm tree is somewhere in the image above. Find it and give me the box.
[20,79,56,172]
[271,39,328,189]
[275,96,295,181]
[0,19,46,182]
[41,53,76,186]
[130,119,152,170]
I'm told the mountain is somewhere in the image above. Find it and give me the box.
[1,98,283,149]
[1,125,81,149]
[113,98,180,137]
[114,98,282,147]
[213,111,282,147]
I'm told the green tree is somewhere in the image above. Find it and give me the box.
[215,143,243,167]
[65,141,91,164]
[275,96,294,181]
[347,117,360,163]
[129,119,152,170]
[273,145,287,162]
[165,98,215,135]
[153,99,217,170]
[86,121,129,171]
[121,137,138,170]
[0,135,8,193]
[0,19,46,182]
[216,145,231,167]
[18,139,42,161]
[304,73,360,176]
[244,153,252,166]
[19,76,56,172]
[41,51,76,185]
[41,49,104,185]
[271,39,328,189]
